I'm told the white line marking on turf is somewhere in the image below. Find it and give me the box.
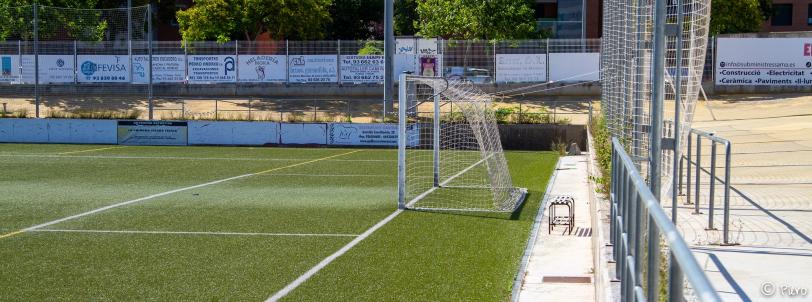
[265,209,403,302]
[31,229,360,237]
[0,153,394,162]
[57,146,126,155]
[1,150,362,238]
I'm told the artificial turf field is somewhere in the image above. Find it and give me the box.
[0,143,557,301]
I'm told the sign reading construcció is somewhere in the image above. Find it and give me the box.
[716,38,812,86]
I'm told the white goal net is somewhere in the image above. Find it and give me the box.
[397,74,526,212]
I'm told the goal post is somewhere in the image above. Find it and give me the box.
[397,74,527,212]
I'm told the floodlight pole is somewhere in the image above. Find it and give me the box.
[383,0,394,119]
[647,0,667,300]
[147,3,154,120]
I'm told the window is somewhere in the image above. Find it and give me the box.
[534,2,558,20]
[771,4,793,26]
[807,4,811,25]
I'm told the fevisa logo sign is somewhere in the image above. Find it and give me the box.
[81,56,127,76]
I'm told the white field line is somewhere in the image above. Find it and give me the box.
[30,229,359,237]
[261,173,393,178]
[266,209,403,302]
[57,146,126,155]
[6,150,362,235]
[0,153,395,162]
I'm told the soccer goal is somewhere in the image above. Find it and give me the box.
[397,74,526,212]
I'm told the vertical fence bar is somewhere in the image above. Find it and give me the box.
[708,141,717,230]
[723,142,732,244]
[686,132,692,204]
[694,135,702,214]
[33,4,39,118]
[147,4,154,120]
[669,1,686,299]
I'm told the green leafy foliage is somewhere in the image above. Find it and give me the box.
[357,40,383,55]
[589,113,612,194]
[0,0,107,41]
[327,0,382,39]
[176,0,332,43]
[415,0,537,40]
[710,0,768,35]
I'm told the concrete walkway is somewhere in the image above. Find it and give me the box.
[517,155,595,302]
[669,95,812,301]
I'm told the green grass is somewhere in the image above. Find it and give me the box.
[0,144,557,301]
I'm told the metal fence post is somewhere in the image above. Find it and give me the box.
[686,132,692,204]
[147,4,154,120]
[669,1,686,299]
[694,135,702,214]
[708,141,717,230]
[33,4,39,118]
[723,142,732,244]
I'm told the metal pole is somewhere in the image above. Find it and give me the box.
[433,92,440,187]
[708,142,717,230]
[397,73,407,209]
[686,132,692,204]
[647,0,667,299]
[383,0,394,116]
[669,1,686,299]
[694,135,702,214]
[723,143,732,244]
[33,4,39,118]
[147,4,153,120]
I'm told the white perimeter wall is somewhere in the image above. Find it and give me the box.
[0,119,402,147]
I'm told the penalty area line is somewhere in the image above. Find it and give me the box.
[265,209,403,302]
[0,149,362,240]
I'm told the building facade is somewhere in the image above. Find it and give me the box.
[762,0,812,32]
[534,0,602,39]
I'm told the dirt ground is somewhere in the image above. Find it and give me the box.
[0,94,596,124]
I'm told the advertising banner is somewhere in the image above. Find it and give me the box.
[549,53,599,82]
[238,55,286,82]
[38,55,75,83]
[328,123,398,146]
[340,55,384,83]
[132,55,187,84]
[716,38,812,86]
[187,55,236,83]
[117,121,188,146]
[0,54,21,83]
[495,54,547,83]
[76,55,130,83]
[288,55,338,83]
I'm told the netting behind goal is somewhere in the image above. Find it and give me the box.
[397,75,526,212]
[600,0,711,197]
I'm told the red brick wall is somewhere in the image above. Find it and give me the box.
[762,0,812,32]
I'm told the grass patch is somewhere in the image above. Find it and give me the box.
[0,144,557,300]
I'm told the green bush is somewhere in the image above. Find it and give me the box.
[590,113,612,194]
[357,41,384,55]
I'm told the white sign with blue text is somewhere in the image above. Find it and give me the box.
[288,55,338,83]
[238,55,287,82]
[77,55,130,83]
[187,55,237,83]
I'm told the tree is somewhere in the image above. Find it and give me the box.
[176,0,332,43]
[0,0,106,41]
[394,0,417,36]
[415,0,536,40]
[327,0,382,40]
[709,0,767,35]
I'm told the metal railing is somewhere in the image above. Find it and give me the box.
[610,137,720,302]
[678,128,734,245]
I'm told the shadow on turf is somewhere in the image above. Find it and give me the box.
[407,191,536,221]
